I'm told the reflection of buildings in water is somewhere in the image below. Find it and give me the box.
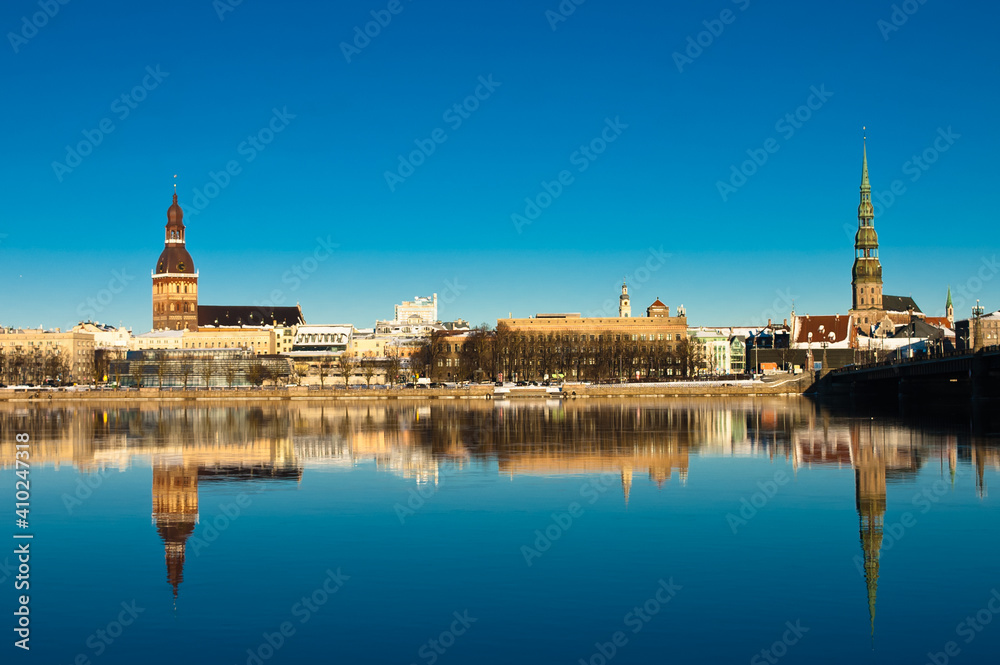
[3,400,999,605]
[972,444,995,498]
[497,449,689,507]
[806,421,924,638]
[851,427,890,638]
[150,456,303,600]
[152,462,199,600]
[789,416,938,638]
[486,401,695,505]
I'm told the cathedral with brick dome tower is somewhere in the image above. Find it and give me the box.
[148,189,305,335]
[152,191,199,331]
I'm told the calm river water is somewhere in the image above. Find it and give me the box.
[1,397,998,664]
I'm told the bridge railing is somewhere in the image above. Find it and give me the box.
[828,344,1000,376]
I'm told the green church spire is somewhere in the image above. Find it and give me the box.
[861,129,870,192]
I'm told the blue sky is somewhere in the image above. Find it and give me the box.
[1,0,997,331]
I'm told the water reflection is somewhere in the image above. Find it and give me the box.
[1,398,997,639]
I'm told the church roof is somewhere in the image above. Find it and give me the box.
[166,192,184,229]
[198,305,304,328]
[889,319,946,340]
[793,314,854,346]
[882,295,921,313]
[649,299,667,308]
[155,245,195,275]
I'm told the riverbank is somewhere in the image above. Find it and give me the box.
[0,375,813,402]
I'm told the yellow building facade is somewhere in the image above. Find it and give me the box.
[0,328,96,383]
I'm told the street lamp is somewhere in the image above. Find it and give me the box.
[807,332,813,375]
[972,299,985,352]
[753,331,759,376]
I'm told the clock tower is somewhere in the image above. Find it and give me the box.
[152,192,199,331]
[619,279,631,318]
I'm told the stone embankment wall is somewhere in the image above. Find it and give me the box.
[0,376,815,403]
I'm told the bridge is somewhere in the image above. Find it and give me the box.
[818,345,1000,403]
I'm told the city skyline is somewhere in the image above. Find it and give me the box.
[2,0,997,330]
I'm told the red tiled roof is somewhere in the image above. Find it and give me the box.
[649,299,667,308]
[794,315,854,345]
[924,316,952,329]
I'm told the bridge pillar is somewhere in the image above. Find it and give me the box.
[898,377,911,414]
[971,353,991,402]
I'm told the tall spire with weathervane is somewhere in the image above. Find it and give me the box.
[851,129,884,329]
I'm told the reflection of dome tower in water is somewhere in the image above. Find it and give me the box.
[152,462,199,601]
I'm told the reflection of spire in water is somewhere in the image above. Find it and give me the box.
[621,467,632,507]
[852,426,886,639]
[974,446,987,499]
[152,462,199,601]
[948,439,957,487]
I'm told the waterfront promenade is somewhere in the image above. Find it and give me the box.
[0,375,814,403]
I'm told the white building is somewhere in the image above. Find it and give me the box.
[688,328,731,375]
[73,322,132,351]
[395,294,438,325]
[288,325,353,355]
[131,330,184,351]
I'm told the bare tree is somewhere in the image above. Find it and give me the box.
[339,352,356,387]
[200,359,215,388]
[92,349,111,385]
[362,353,377,387]
[673,336,703,379]
[154,351,168,389]
[44,351,69,385]
[179,362,193,389]
[129,359,144,388]
[317,358,331,388]
[246,358,265,386]
[26,348,43,385]
[225,362,238,388]
[383,345,401,387]
[111,349,125,387]
[10,350,26,385]
[263,364,279,387]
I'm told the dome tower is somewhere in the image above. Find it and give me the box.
[152,191,199,331]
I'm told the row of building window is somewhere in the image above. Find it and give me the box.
[154,302,195,313]
[154,282,195,294]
